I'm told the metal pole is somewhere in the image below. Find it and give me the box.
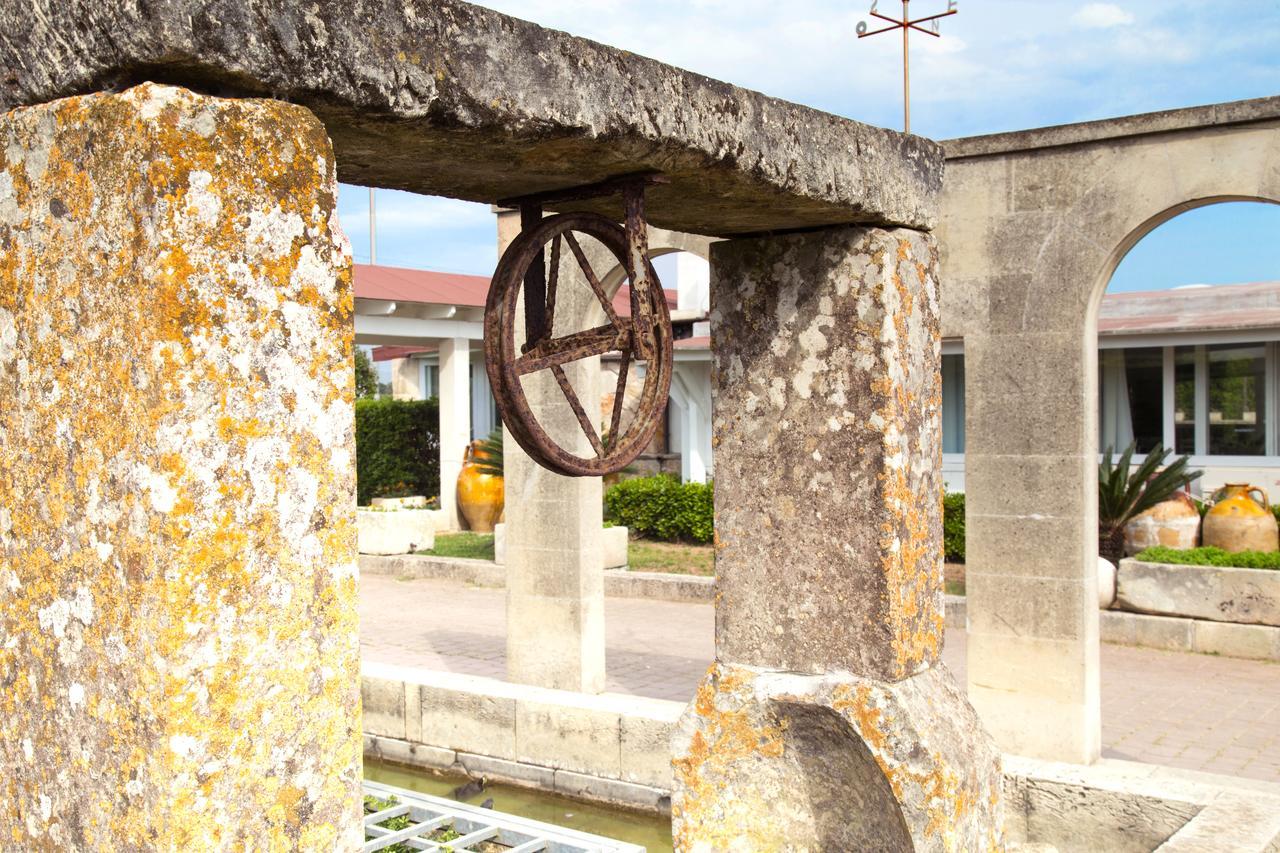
[903,0,910,134]
[369,186,377,264]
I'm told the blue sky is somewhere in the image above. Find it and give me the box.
[336,0,1280,291]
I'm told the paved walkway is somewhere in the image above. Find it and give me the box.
[360,575,1280,785]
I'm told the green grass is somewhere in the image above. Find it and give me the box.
[422,532,495,561]
[627,539,715,576]
[1135,545,1280,570]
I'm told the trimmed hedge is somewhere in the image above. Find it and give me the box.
[354,398,440,506]
[604,475,714,544]
[1135,546,1280,571]
[943,492,965,563]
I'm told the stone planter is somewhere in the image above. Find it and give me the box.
[1116,558,1280,626]
[357,508,436,556]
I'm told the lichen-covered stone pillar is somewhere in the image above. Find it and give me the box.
[672,226,1002,851]
[496,210,605,693]
[0,84,362,848]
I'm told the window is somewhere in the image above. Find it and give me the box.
[421,363,439,400]
[1100,342,1277,460]
[1174,347,1196,455]
[1207,344,1266,456]
[941,354,965,454]
[1099,347,1163,453]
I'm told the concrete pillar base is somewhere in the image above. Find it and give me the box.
[672,663,1004,852]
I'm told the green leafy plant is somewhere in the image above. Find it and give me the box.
[1135,546,1280,571]
[472,426,504,478]
[355,398,441,506]
[354,348,380,400]
[942,492,965,563]
[1099,443,1202,564]
[604,475,714,544]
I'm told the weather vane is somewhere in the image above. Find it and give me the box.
[857,0,958,134]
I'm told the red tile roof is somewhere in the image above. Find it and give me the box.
[355,264,489,307]
[370,344,434,362]
[354,263,676,318]
[1099,281,1280,336]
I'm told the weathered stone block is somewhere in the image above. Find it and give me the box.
[361,675,407,740]
[671,663,1003,852]
[620,702,683,789]
[417,683,518,761]
[514,697,622,778]
[0,84,361,848]
[710,226,943,680]
[0,0,942,236]
[1117,559,1280,626]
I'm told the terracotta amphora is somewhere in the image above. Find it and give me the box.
[457,440,505,533]
[1203,484,1279,553]
[1123,491,1201,556]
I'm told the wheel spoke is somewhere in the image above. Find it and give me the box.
[544,234,561,341]
[563,231,622,329]
[608,347,631,449]
[551,364,605,457]
[515,323,625,375]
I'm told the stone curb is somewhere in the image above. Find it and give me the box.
[359,553,716,603]
[946,593,1280,662]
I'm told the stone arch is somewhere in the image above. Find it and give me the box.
[938,102,1280,764]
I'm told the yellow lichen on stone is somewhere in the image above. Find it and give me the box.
[0,83,361,849]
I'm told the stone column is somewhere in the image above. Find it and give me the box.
[497,209,606,694]
[962,331,1103,763]
[672,227,1002,851]
[439,337,472,529]
[0,84,361,848]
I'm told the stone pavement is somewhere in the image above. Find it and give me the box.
[361,574,1280,785]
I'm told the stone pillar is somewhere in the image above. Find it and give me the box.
[963,331,1103,763]
[438,337,472,529]
[497,209,606,694]
[0,84,361,848]
[672,227,1002,851]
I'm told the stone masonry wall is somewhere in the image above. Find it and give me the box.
[0,84,362,848]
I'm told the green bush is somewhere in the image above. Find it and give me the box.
[604,475,714,544]
[943,492,965,563]
[354,398,440,506]
[1135,546,1280,571]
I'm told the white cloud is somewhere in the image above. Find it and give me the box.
[1073,3,1136,28]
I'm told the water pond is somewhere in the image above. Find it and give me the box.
[364,758,674,852]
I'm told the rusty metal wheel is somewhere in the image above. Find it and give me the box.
[485,212,673,477]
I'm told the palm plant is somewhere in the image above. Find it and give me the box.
[473,426,504,478]
[1098,442,1202,563]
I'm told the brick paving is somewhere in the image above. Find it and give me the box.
[361,574,1280,784]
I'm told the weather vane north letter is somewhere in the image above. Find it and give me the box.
[857,0,958,134]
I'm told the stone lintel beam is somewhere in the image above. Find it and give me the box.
[0,0,941,237]
[710,226,945,681]
[672,663,1004,851]
[0,84,361,848]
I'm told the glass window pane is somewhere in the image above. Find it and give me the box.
[1207,344,1266,456]
[1174,346,1196,455]
[1099,347,1163,454]
[941,354,965,454]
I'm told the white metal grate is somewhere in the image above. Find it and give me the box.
[363,780,647,853]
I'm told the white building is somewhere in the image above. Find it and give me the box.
[360,259,1280,497]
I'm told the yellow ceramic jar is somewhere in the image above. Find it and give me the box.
[457,440,505,533]
[1202,484,1279,553]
